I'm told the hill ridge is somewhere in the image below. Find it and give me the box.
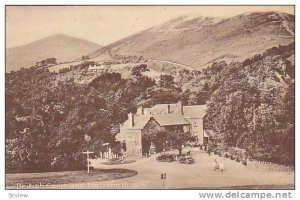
[6,34,101,72]
[89,11,294,69]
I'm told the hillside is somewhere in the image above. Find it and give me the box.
[89,11,294,69]
[205,42,294,164]
[5,42,295,173]
[6,34,101,72]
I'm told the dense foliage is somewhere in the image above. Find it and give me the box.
[5,64,182,173]
[5,43,295,173]
[205,43,295,165]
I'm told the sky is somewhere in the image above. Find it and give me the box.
[6,6,294,48]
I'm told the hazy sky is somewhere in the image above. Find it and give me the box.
[6,6,294,48]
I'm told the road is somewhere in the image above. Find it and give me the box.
[89,147,294,189]
[151,59,195,71]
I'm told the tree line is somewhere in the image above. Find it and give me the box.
[5,42,295,173]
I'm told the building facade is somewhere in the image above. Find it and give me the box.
[115,102,207,156]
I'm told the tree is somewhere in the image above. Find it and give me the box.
[158,74,175,88]
[131,64,149,77]
[81,55,90,61]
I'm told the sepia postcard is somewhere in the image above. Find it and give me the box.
[5,5,295,190]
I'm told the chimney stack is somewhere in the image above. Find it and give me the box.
[137,106,144,115]
[178,101,183,115]
[128,113,134,128]
[167,104,171,114]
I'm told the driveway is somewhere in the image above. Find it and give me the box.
[89,148,294,189]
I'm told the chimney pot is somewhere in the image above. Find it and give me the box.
[137,106,144,115]
[178,101,183,115]
[128,113,134,128]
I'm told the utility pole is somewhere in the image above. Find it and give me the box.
[82,150,94,173]
[253,104,256,131]
[161,173,166,189]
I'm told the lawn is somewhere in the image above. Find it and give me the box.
[6,169,137,189]
[102,158,136,165]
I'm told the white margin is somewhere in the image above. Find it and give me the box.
[0,1,298,200]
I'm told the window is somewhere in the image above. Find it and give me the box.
[193,120,198,127]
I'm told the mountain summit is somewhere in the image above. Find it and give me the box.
[6,34,101,72]
[89,11,294,69]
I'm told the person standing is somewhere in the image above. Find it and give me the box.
[219,161,224,172]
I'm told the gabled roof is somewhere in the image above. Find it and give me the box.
[121,103,207,130]
[143,102,207,117]
[121,115,151,129]
[183,105,207,118]
[154,114,189,126]
[121,114,190,130]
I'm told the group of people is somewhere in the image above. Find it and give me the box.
[199,144,208,151]
[199,144,225,172]
[213,159,224,172]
